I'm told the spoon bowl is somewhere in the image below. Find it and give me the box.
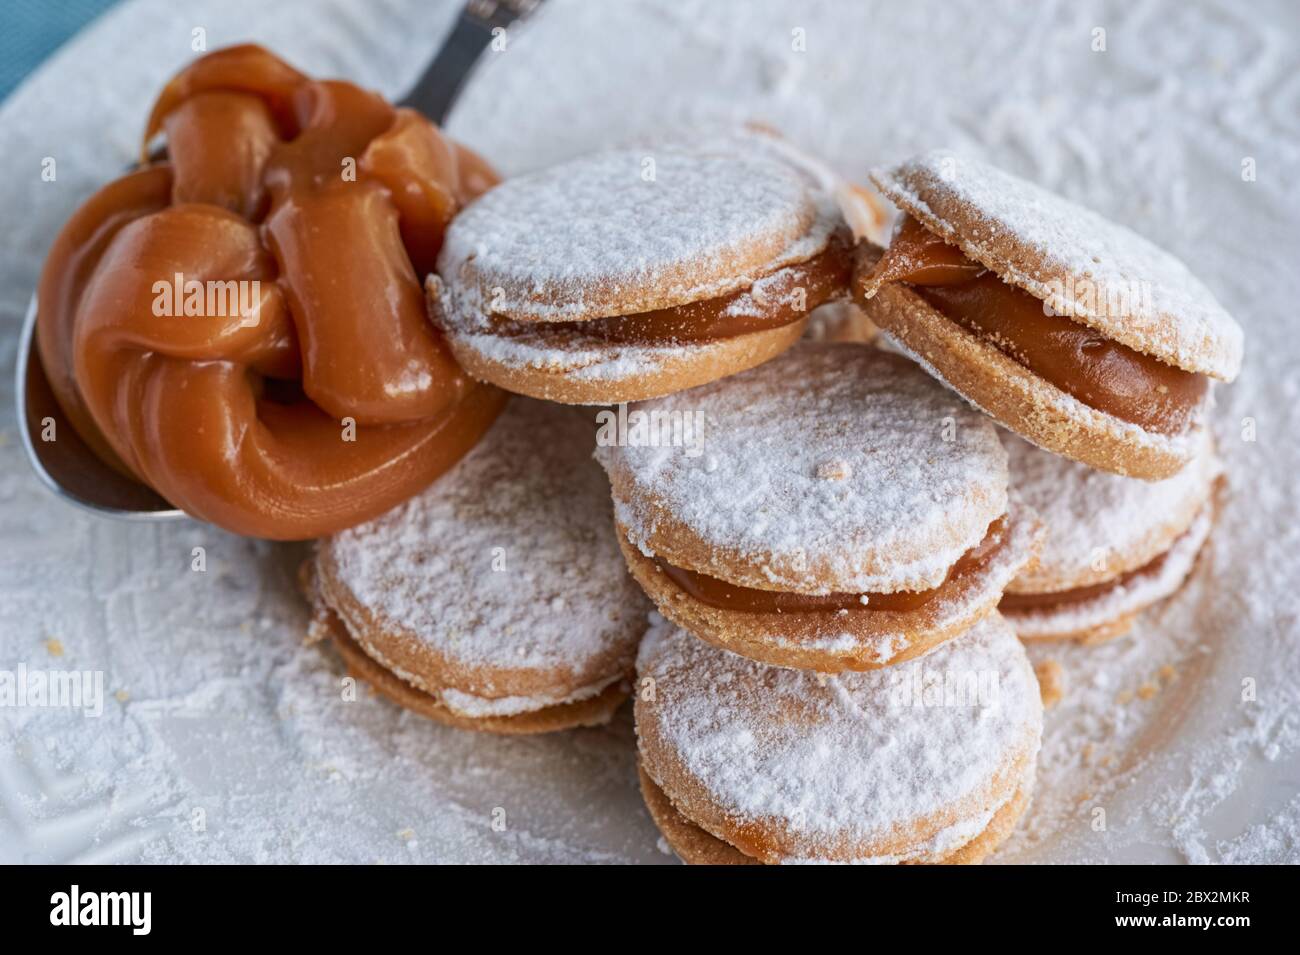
[16,295,183,517]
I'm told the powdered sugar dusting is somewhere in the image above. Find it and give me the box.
[1006,505,1213,638]
[437,146,816,322]
[600,343,1008,593]
[780,801,1002,864]
[326,399,647,678]
[432,273,804,398]
[430,157,844,391]
[872,150,1243,379]
[691,498,1042,671]
[1,0,1295,865]
[1004,430,1220,591]
[637,612,1041,860]
[440,674,623,719]
[1215,795,1300,864]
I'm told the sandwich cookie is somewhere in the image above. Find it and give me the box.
[598,343,1043,672]
[431,133,852,404]
[636,612,1042,864]
[1000,431,1221,643]
[305,398,649,733]
[854,151,1243,480]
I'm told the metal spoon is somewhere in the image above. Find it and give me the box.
[14,0,541,521]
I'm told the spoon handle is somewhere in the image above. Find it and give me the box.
[401,0,546,123]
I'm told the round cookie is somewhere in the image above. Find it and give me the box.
[854,151,1244,480]
[999,431,1221,643]
[431,132,852,404]
[305,397,649,734]
[598,342,1043,672]
[635,612,1042,864]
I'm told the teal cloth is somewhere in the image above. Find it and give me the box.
[0,0,121,102]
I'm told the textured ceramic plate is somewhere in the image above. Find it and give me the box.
[1,0,1297,864]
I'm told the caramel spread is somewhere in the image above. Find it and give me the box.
[657,516,1007,613]
[1000,524,1185,612]
[859,216,1206,434]
[37,45,505,539]
[487,231,852,345]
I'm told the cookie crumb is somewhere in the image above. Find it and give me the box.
[1035,659,1065,708]
[305,613,332,645]
[815,460,852,481]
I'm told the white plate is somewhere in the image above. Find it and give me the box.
[1,0,1297,864]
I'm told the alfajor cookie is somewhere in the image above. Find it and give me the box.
[999,431,1221,643]
[304,397,649,733]
[636,612,1042,864]
[854,151,1243,480]
[598,342,1043,673]
[430,131,853,404]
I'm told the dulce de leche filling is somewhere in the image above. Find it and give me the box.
[488,231,853,346]
[859,216,1207,434]
[656,516,1007,614]
[37,45,505,539]
[1000,521,1190,612]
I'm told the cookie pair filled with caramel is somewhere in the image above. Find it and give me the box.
[636,612,1042,864]
[598,342,1042,673]
[306,398,648,734]
[1000,431,1221,643]
[431,129,854,404]
[854,151,1243,480]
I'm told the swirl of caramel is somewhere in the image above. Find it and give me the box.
[37,45,505,539]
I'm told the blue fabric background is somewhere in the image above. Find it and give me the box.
[0,0,121,102]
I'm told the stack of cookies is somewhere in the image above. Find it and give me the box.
[303,132,1242,864]
[599,344,1047,863]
